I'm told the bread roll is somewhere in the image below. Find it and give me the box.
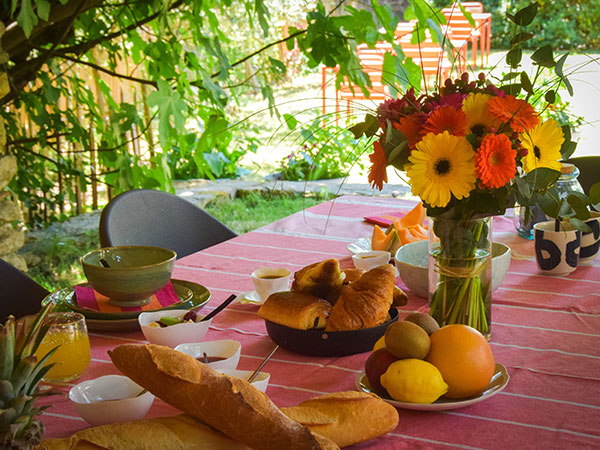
[291,259,344,303]
[108,344,338,450]
[282,391,399,448]
[257,291,331,329]
[325,265,395,331]
[39,414,250,450]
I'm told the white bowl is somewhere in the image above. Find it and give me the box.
[138,309,211,348]
[69,374,155,426]
[174,340,241,370]
[394,240,511,298]
[352,250,391,271]
[219,368,271,393]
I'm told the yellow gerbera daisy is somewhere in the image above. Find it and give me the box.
[407,131,476,208]
[519,119,564,173]
[462,93,502,137]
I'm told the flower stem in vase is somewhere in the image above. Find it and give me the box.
[428,217,492,337]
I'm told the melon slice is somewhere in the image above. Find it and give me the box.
[398,202,426,228]
[372,225,401,253]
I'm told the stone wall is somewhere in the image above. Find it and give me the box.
[0,21,28,272]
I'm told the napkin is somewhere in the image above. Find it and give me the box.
[74,282,181,313]
[363,211,406,227]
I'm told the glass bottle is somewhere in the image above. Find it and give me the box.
[514,163,585,239]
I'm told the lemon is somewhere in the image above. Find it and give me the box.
[380,359,448,404]
[373,335,386,352]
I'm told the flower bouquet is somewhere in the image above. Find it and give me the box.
[348,3,596,336]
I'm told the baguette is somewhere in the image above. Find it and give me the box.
[108,344,338,450]
[39,414,251,450]
[282,391,399,448]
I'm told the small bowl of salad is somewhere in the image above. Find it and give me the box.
[138,309,211,348]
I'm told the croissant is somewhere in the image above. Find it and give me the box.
[325,264,395,331]
[291,259,344,303]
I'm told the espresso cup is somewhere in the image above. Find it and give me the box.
[251,267,292,301]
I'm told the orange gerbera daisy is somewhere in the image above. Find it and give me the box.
[393,113,424,149]
[488,95,539,133]
[421,106,468,137]
[475,134,517,189]
[368,140,388,190]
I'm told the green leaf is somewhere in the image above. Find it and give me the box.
[555,53,573,96]
[520,72,534,95]
[526,167,561,190]
[506,48,522,68]
[589,182,600,206]
[35,0,51,21]
[268,57,286,75]
[146,80,189,148]
[544,89,556,104]
[568,217,591,233]
[349,114,379,138]
[283,114,298,130]
[507,2,539,27]
[537,190,562,219]
[567,193,591,220]
[499,83,521,96]
[510,32,534,46]
[532,45,555,68]
[16,0,37,37]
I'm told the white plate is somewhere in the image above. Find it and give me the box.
[355,363,509,411]
[236,291,264,305]
[347,238,372,254]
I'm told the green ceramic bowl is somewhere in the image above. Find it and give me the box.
[81,246,177,307]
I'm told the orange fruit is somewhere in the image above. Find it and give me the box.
[425,324,495,399]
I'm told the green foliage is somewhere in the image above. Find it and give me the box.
[278,118,367,181]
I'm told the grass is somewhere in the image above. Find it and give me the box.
[25,191,336,292]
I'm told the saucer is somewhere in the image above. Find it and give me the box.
[236,291,265,305]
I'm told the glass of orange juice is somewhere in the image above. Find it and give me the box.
[35,312,91,383]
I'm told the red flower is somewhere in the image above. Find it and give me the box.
[488,95,539,133]
[421,106,468,136]
[393,113,425,149]
[475,134,517,188]
[368,140,388,191]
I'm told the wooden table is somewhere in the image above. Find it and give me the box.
[40,195,600,449]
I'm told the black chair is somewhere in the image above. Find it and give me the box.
[567,156,600,196]
[99,189,237,258]
[0,259,49,321]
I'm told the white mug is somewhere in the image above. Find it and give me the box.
[251,267,291,301]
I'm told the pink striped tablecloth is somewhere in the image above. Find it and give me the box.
[40,195,600,449]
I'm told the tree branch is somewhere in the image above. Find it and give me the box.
[57,54,158,87]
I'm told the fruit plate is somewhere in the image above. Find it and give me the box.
[44,279,210,331]
[355,363,509,411]
[264,308,398,357]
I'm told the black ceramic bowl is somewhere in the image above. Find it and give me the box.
[264,308,399,357]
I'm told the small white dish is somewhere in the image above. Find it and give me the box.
[355,363,509,411]
[69,374,155,426]
[236,291,264,305]
[138,309,211,348]
[352,250,391,271]
[174,339,241,370]
[219,368,271,393]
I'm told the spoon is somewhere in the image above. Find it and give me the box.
[201,294,237,322]
[247,344,279,383]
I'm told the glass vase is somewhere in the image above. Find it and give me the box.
[428,216,492,338]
